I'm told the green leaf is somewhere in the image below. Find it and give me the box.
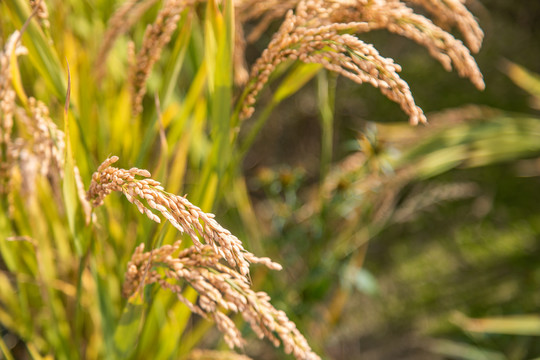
[113,299,147,358]
[454,314,540,336]
[166,63,208,144]
[62,63,84,255]
[160,13,192,108]
[9,41,28,106]
[192,0,234,208]
[429,339,506,360]
[273,63,322,103]
[0,334,15,360]
[503,60,540,99]
[401,116,540,179]
[5,0,66,99]
[317,70,336,179]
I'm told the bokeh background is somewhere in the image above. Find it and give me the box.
[1,0,540,359]
[240,1,540,358]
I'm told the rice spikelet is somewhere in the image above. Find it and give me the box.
[239,7,426,124]
[95,0,160,81]
[233,16,249,86]
[87,156,281,277]
[355,0,485,90]
[234,0,300,85]
[406,0,483,53]
[129,0,189,116]
[235,0,299,43]
[123,241,320,360]
[29,0,50,29]
[7,98,92,221]
[0,31,27,198]
[238,0,484,125]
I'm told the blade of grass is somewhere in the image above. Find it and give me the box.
[112,297,147,359]
[317,70,336,180]
[503,60,540,99]
[429,339,505,360]
[168,97,207,195]
[62,62,85,255]
[161,12,192,108]
[155,288,198,360]
[454,314,540,336]
[0,330,15,360]
[135,12,193,167]
[5,0,66,99]
[166,62,208,145]
[191,0,234,208]
[9,41,28,106]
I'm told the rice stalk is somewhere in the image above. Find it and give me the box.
[0,32,27,198]
[237,0,484,125]
[95,0,160,81]
[129,0,192,116]
[29,0,50,30]
[87,156,281,277]
[123,241,320,360]
[239,8,427,124]
[0,28,91,220]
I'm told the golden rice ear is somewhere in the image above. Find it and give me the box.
[123,242,320,360]
[1,28,72,209]
[301,0,484,89]
[239,9,427,124]
[238,0,484,125]
[235,0,300,42]
[95,0,160,82]
[358,1,484,90]
[88,156,282,278]
[1,31,28,192]
[29,0,50,29]
[405,0,484,53]
[233,16,249,86]
[128,0,187,117]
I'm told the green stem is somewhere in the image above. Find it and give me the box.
[0,334,15,360]
[317,71,336,181]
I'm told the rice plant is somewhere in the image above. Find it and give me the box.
[2,0,526,359]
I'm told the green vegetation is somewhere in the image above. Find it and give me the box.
[1,0,539,359]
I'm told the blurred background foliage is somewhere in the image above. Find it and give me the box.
[241,1,540,358]
[1,0,540,359]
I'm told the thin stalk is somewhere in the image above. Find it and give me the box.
[317,71,336,181]
[0,319,15,360]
